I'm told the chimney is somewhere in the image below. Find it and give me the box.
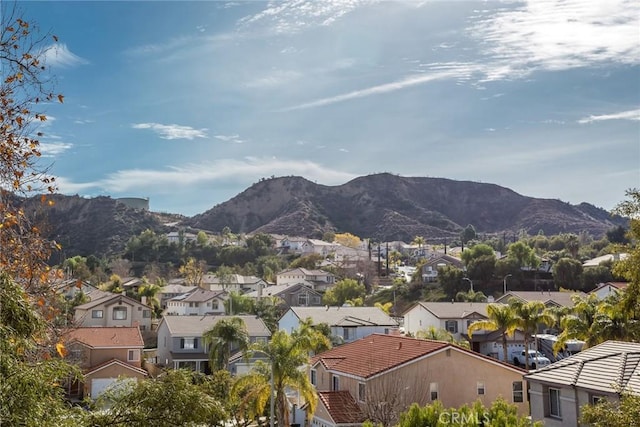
[141,296,148,305]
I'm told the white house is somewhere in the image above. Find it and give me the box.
[279,306,398,344]
[164,288,227,316]
[276,268,336,290]
[403,302,490,348]
[589,282,628,300]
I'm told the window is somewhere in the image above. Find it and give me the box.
[343,327,355,340]
[310,369,317,386]
[180,338,198,350]
[512,381,524,403]
[591,395,604,405]
[477,381,485,395]
[212,301,219,310]
[128,349,140,362]
[430,383,438,400]
[358,383,366,402]
[549,388,561,418]
[91,309,103,318]
[142,310,151,318]
[332,375,339,391]
[445,320,458,334]
[298,294,308,306]
[113,307,127,320]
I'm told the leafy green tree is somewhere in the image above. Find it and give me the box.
[323,278,366,306]
[507,241,540,270]
[289,253,323,269]
[553,257,584,290]
[468,303,518,363]
[510,299,554,369]
[582,265,613,291]
[196,230,209,246]
[460,224,477,244]
[606,225,629,244]
[203,317,250,371]
[87,369,225,426]
[437,265,465,299]
[225,291,254,315]
[138,279,162,317]
[581,391,640,427]
[460,244,496,284]
[179,257,208,287]
[612,188,640,322]
[0,274,84,426]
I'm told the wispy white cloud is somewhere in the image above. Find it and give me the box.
[578,108,640,124]
[238,0,374,35]
[132,123,208,140]
[40,141,73,157]
[279,64,477,111]
[244,70,302,88]
[214,134,245,144]
[56,157,357,194]
[42,43,88,68]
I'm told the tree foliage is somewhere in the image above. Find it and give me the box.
[203,317,250,371]
[323,278,366,306]
[87,369,225,427]
[581,391,640,427]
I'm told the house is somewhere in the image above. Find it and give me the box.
[156,315,271,374]
[158,283,197,309]
[309,334,529,427]
[201,274,269,294]
[164,288,227,316]
[495,291,585,308]
[244,283,324,308]
[582,253,628,267]
[279,306,398,343]
[525,340,640,427]
[276,268,336,291]
[403,302,490,350]
[278,236,309,253]
[73,292,153,330]
[63,327,147,399]
[421,254,464,282]
[303,239,340,256]
[589,281,628,300]
[119,277,145,294]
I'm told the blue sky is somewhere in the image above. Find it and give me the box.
[18,0,640,216]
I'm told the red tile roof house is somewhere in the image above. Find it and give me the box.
[308,334,529,427]
[63,327,147,400]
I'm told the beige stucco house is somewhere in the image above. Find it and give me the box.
[63,326,147,399]
[73,292,152,330]
[309,334,528,426]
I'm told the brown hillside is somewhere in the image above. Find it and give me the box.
[187,173,624,241]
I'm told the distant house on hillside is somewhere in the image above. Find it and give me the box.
[164,288,227,316]
[589,281,628,300]
[244,283,323,308]
[421,254,464,282]
[73,292,152,331]
[276,268,336,291]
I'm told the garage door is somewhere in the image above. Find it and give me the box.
[91,377,136,398]
[91,378,118,398]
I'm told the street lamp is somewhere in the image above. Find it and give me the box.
[463,277,473,292]
[503,274,513,295]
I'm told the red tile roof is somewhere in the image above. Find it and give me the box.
[317,391,365,424]
[64,327,144,348]
[311,334,448,378]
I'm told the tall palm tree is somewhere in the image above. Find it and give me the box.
[510,300,555,370]
[554,293,600,353]
[138,280,162,317]
[203,317,250,372]
[236,327,330,427]
[467,303,518,363]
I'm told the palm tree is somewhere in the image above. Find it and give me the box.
[554,293,600,353]
[237,327,330,427]
[467,303,518,363]
[138,280,162,317]
[203,317,250,372]
[510,300,554,370]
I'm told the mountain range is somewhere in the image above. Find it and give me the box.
[24,174,625,258]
